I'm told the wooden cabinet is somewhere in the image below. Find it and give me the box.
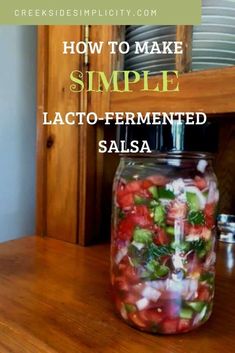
[36,26,82,243]
[36,25,235,245]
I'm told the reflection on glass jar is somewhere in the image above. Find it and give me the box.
[111,153,219,334]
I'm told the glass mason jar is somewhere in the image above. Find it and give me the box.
[111,153,219,334]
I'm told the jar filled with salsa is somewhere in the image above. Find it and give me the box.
[111,123,219,334]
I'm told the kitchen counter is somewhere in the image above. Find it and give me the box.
[0,236,234,353]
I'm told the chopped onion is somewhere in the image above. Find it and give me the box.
[120,305,128,320]
[142,286,161,302]
[185,279,199,300]
[172,252,185,270]
[197,160,208,173]
[166,178,185,196]
[204,252,216,269]
[193,305,207,325]
[115,247,128,265]
[189,279,198,292]
[201,227,211,240]
[147,280,166,291]
[136,298,149,311]
[186,234,200,242]
[159,198,172,206]
[185,186,206,209]
[208,181,219,203]
[178,193,187,202]
[132,241,145,251]
[167,279,184,292]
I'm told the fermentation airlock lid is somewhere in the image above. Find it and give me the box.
[116,120,218,153]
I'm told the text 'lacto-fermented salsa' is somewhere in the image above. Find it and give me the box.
[111,155,219,334]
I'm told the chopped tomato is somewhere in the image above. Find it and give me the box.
[184,253,201,276]
[114,297,123,312]
[129,312,148,329]
[125,180,143,193]
[194,176,207,190]
[118,262,127,273]
[116,183,126,199]
[167,200,187,222]
[118,218,135,241]
[204,203,216,228]
[186,225,211,240]
[162,319,179,334]
[114,276,129,292]
[197,286,210,301]
[117,193,134,209]
[124,265,139,285]
[135,188,151,199]
[201,227,211,240]
[118,205,153,241]
[153,227,170,245]
[124,293,141,305]
[142,179,154,189]
[130,205,153,227]
[178,319,191,333]
[183,220,191,235]
[116,180,152,209]
[187,225,203,236]
[132,283,146,295]
[146,175,168,186]
[139,309,164,324]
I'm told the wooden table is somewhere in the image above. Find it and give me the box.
[0,236,234,353]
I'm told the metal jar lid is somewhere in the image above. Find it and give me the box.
[116,120,219,153]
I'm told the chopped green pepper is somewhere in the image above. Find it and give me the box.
[128,244,149,266]
[140,270,151,279]
[200,272,214,286]
[150,200,158,208]
[166,226,175,236]
[188,210,205,225]
[186,301,206,313]
[118,208,125,219]
[189,239,211,258]
[155,265,169,278]
[145,259,169,280]
[158,187,175,200]
[171,241,190,252]
[154,204,165,225]
[124,303,137,313]
[148,186,158,200]
[133,228,153,244]
[146,259,160,272]
[134,195,148,205]
[186,192,201,212]
[180,308,194,319]
[148,243,173,259]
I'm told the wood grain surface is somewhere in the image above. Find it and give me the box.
[36,26,49,237]
[111,66,235,115]
[176,26,193,73]
[0,236,234,353]
[42,26,82,243]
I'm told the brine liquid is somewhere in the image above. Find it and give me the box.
[111,161,218,334]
